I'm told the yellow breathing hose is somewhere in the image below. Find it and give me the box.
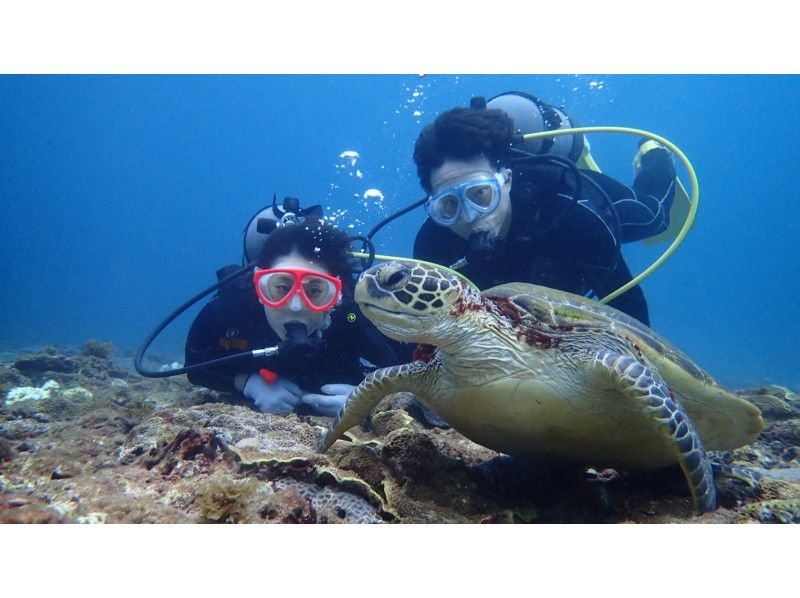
[522,127,699,303]
[351,126,698,304]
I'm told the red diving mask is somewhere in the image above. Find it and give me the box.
[253,268,342,312]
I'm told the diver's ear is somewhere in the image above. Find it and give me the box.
[501,167,512,188]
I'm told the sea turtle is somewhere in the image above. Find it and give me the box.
[318,261,765,514]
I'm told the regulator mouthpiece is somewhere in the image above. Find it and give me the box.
[468,231,503,263]
[281,322,324,360]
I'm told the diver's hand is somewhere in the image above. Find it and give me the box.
[301,383,355,417]
[633,139,671,171]
[243,373,304,414]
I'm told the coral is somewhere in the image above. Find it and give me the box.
[14,353,79,376]
[3,379,98,423]
[382,429,460,480]
[329,443,386,488]
[737,499,800,524]
[0,420,49,441]
[80,339,115,360]
[0,492,71,523]
[194,474,266,523]
[2,342,799,525]
[76,512,107,524]
[5,385,51,405]
[259,484,316,523]
[0,436,14,462]
[370,409,416,437]
[10,345,131,385]
[72,494,193,523]
[272,478,384,523]
[37,394,94,422]
[144,428,220,477]
[739,385,800,420]
[4,379,62,406]
[0,366,30,398]
[62,387,93,401]
[761,420,800,447]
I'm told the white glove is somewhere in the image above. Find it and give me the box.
[243,373,304,414]
[301,383,355,417]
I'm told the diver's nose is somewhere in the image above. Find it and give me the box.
[459,202,481,224]
[287,293,304,312]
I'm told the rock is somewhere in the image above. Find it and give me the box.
[737,499,800,524]
[14,354,79,376]
[0,492,71,523]
[0,436,14,461]
[739,385,800,420]
[2,342,799,524]
[194,474,268,523]
[80,339,115,360]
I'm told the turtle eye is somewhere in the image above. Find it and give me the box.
[386,271,405,287]
[378,264,410,290]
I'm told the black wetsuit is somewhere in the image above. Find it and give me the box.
[184,275,400,396]
[413,148,676,325]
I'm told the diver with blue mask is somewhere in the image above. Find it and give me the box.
[425,169,510,227]
[412,92,677,325]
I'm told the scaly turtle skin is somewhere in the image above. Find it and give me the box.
[319,261,765,514]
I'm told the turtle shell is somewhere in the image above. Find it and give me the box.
[482,282,764,451]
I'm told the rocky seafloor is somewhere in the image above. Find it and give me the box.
[1,341,799,524]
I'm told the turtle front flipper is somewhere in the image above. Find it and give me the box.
[317,360,435,453]
[590,350,716,515]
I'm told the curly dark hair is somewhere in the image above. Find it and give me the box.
[413,107,516,193]
[256,220,355,291]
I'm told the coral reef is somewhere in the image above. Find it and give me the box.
[738,385,800,420]
[1,344,799,524]
[80,339,116,360]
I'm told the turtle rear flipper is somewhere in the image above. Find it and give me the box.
[590,350,716,515]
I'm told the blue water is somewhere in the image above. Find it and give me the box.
[1,75,798,389]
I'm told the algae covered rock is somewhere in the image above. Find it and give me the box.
[737,499,800,524]
[739,385,800,420]
[0,492,72,523]
[2,341,800,524]
[80,339,116,360]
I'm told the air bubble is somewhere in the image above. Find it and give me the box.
[338,150,360,167]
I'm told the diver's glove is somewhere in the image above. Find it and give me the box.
[633,139,671,171]
[301,383,355,417]
[242,370,304,414]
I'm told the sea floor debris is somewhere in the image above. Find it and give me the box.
[1,342,798,524]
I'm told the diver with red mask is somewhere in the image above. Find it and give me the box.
[183,205,399,415]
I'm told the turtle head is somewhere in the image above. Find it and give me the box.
[355,260,478,345]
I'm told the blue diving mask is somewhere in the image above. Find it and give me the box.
[425,170,507,226]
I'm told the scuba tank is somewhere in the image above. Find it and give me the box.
[485,91,585,162]
[242,195,324,264]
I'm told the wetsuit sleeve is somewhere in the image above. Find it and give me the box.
[595,257,650,326]
[184,297,242,393]
[580,146,676,243]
